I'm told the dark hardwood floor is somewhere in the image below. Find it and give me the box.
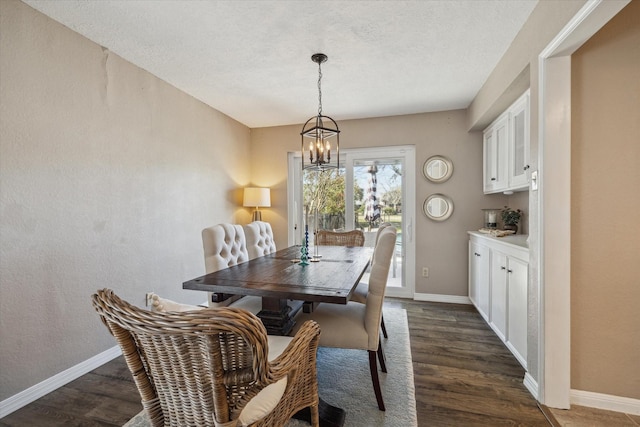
[390,299,549,426]
[0,299,550,426]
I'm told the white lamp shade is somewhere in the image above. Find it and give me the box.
[243,187,271,208]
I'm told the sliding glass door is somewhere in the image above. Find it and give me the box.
[288,146,415,298]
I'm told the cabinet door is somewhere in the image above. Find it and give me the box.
[483,114,509,193]
[469,241,490,321]
[490,251,508,341]
[508,91,530,189]
[483,129,496,193]
[507,256,528,368]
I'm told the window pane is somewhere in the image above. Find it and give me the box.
[303,168,345,243]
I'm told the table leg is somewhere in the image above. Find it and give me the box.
[293,398,346,427]
[257,298,303,336]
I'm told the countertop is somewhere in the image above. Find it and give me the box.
[468,231,529,250]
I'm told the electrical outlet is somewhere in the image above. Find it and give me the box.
[422,267,429,277]
[145,292,154,307]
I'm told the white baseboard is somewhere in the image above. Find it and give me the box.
[413,293,472,305]
[0,346,122,419]
[523,372,539,400]
[571,389,640,416]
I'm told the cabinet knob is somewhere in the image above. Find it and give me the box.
[501,266,506,270]
[524,165,530,170]
[491,177,497,181]
[474,252,481,257]
[508,269,513,273]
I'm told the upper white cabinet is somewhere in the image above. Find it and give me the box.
[483,90,530,194]
[483,113,509,193]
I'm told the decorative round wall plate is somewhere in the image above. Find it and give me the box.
[423,155,453,183]
[423,193,454,221]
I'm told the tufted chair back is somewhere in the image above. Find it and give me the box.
[202,223,249,273]
[202,224,249,307]
[243,221,277,260]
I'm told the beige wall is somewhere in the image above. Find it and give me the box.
[0,0,251,400]
[571,0,640,399]
[251,111,511,297]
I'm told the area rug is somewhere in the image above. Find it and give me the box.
[124,307,417,426]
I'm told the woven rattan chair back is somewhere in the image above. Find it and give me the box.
[92,289,321,427]
[315,229,365,247]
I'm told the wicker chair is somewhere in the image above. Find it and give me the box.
[292,226,397,411]
[315,229,365,247]
[92,289,320,427]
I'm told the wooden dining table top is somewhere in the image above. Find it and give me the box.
[182,245,373,304]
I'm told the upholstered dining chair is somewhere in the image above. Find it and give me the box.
[291,226,397,411]
[92,288,321,427]
[352,222,393,338]
[202,223,260,310]
[243,221,277,260]
[315,229,365,247]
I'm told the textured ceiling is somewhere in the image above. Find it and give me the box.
[23,0,537,128]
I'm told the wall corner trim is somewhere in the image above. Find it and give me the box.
[0,346,122,418]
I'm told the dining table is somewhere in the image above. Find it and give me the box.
[182,244,373,335]
[182,244,373,427]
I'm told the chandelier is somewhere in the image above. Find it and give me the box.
[301,53,340,171]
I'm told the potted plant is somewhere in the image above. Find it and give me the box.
[501,206,522,233]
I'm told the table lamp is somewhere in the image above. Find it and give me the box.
[243,187,270,221]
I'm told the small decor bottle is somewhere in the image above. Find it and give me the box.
[299,225,309,266]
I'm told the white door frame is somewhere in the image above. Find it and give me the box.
[537,0,630,408]
[344,146,416,299]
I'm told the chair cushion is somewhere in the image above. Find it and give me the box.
[149,294,205,312]
[151,293,262,316]
[229,295,262,315]
[294,302,369,350]
[238,335,292,426]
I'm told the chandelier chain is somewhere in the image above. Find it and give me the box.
[317,61,323,116]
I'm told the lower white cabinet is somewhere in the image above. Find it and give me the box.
[468,232,529,369]
[490,251,508,341]
[506,256,528,367]
[469,240,490,322]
